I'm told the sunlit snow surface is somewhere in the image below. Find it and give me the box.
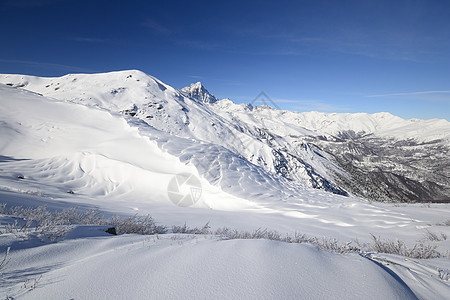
[0,73,449,299]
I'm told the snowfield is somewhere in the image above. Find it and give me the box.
[0,228,420,299]
[0,71,449,299]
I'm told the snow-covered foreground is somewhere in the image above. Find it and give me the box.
[0,227,421,299]
[0,214,449,300]
[0,77,449,299]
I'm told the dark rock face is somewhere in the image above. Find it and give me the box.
[105,227,117,235]
[181,82,218,104]
[309,132,450,203]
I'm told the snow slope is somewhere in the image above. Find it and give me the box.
[181,81,219,103]
[209,99,450,202]
[0,71,349,195]
[1,71,449,202]
[0,82,448,242]
[1,230,422,300]
[0,83,253,211]
[3,71,448,143]
[0,73,449,236]
[0,72,449,299]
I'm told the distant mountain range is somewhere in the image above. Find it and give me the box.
[1,70,449,202]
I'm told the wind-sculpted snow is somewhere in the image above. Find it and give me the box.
[1,81,448,240]
[0,71,345,196]
[0,83,223,207]
[1,78,450,299]
[1,70,449,203]
[134,121,304,203]
[1,230,425,300]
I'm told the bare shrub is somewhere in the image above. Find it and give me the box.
[283,232,316,244]
[370,234,409,256]
[438,219,450,226]
[20,275,42,292]
[0,204,166,240]
[0,203,6,214]
[0,247,10,273]
[370,234,440,259]
[214,227,358,254]
[111,214,167,235]
[172,222,210,234]
[0,203,444,259]
[424,229,447,241]
[214,227,283,241]
[438,268,450,281]
[408,243,442,259]
[0,219,33,235]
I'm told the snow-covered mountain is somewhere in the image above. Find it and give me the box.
[1,71,450,299]
[181,81,218,104]
[1,70,448,203]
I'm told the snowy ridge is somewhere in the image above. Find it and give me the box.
[1,70,448,142]
[3,80,448,241]
[0,84,255,211]
[212,99,450,142]
[0,70,449,203]
[181,81,218,104]
[0,233,421,299]
[208,98,450,202]
[285,111,450,142]
[0,71,346,196]
[1,73,450,299]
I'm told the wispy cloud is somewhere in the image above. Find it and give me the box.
[0,59,93,73]
[142,19,220,51]
[366,91,450,97]
[143,20,172,35]
[282,33,423,62]
[186,75,204,80]
[229,22,440,62]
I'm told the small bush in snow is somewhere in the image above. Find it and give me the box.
[0,247,10,273]
[111,214,167,235]
[214,227,283,241]
[370,234,440,259]
[424,229,447,242]
[0,204,166,240]
[172,222,210,234]
[0,203,443,259]
[438,219,450,226]
[438,268,450,281]
[214,227,359,254]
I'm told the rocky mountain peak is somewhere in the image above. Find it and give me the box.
[181,82,218,104]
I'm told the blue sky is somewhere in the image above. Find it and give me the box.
[1,0,449,120]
